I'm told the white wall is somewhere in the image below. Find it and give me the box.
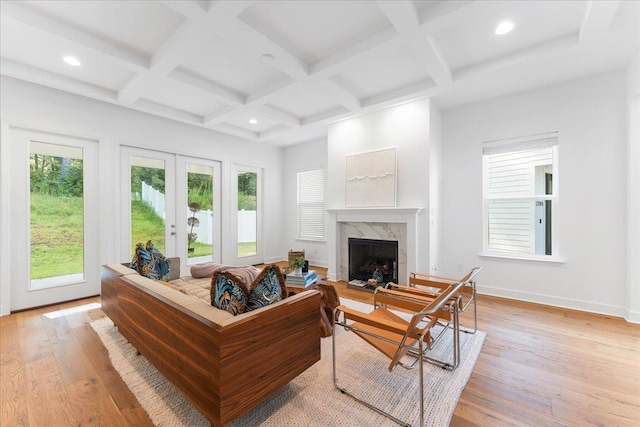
[440,70,628,317]
[626,54,640,323]
[429,103,442,274]
[282,138,328,267]
[327,98,432,273]
[0,76,284,314]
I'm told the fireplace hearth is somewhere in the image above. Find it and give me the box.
[348,238,398,291]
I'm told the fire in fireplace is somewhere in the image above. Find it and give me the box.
[348,238,398,286]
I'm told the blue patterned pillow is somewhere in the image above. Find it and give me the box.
[131,240,171,282]
[245,264,288,312]
[211,271,249,316]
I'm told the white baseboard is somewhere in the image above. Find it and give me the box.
[624,309,640,324]
[477,285,627,320]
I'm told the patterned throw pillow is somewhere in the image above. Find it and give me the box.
[130,240,171,282]
[211,271,250,316]
[245,264,288,312]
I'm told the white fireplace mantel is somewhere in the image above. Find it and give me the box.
[326,207,424,282]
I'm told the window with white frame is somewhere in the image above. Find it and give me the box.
[482,133,559,259]
[297,169,325,240]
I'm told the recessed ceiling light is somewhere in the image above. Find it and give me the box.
[249,118,258,125]
[261,54,275,64]
[495,21,514,35]
[63,56,81,66]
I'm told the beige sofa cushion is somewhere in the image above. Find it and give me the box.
[124,274,234,324]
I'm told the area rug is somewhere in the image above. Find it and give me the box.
[91,298,485,426]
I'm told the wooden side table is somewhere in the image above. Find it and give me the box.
[288,280,340,337]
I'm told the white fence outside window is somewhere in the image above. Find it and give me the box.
[141,182,256,244]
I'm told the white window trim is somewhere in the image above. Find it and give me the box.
[481,133,562,262]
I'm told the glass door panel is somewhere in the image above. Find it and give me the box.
[234,165,262,265]
[30,142,85,287]
[187,163,213,259]
[237,170,257,257]
[130,156,167,254]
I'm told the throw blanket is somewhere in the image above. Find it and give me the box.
[190,262,260,285]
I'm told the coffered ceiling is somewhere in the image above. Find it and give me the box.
[1,1,638,146]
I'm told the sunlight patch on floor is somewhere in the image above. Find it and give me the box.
[43,302,101,319]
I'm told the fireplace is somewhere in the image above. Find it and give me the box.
[327,208,424,283]
[349,238,398,288]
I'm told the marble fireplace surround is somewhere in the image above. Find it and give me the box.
[326,208,424,283]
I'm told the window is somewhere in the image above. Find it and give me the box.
[297,169,325,240]
[482,133,559,260]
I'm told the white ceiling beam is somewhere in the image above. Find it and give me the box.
[409,35,452,85]
[133,99,203,124]
[310,26,400,77]
[257,125,293,141]
[120,1,253,104]
[244,76,296,105]
[579,0,621,45]
[209,123,258,140]
[420,0,478,35]
[203,106,238,126]
[454,34,577,80]
[316,80,362,112]
[169,69,244,105]
[160,0,208,21]
[377,1,452,86]
[150,20,203,74]
[206,0,254,19]
[1,3,149,71]
[361,78,437,109]
[0,58,117,101]
[259,105,301,128]
[118,74,149,104]
[301,106,351,126]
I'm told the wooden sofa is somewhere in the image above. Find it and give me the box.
[101,262,321,426]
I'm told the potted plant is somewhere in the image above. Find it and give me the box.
[187,202,201,253]
[291,256,305,275]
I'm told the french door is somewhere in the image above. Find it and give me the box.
[232,164,263,265]
[120,148,220,272]
[9,128,99,310]
[120,148,176,260]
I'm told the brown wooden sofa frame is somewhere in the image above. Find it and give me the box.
[101,264,321,426]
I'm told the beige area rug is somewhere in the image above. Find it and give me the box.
[91,298,485,427]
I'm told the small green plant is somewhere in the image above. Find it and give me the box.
[291,256,305,269]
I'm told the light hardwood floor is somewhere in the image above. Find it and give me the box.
[1,267,639,426]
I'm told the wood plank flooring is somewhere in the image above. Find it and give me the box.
[1,267,639,426]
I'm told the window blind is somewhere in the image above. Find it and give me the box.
[298,169,325,240]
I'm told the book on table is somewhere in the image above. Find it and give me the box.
[286,270,317,288]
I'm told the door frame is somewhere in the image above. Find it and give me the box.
[119,147,177,261]
[176,155,222,273]
[8,127,100,311]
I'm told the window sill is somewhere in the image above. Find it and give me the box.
[479,252,565,264]
[296,237,326,243]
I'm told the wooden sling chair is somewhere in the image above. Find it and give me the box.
[332,280,465,427]
[384,266,483,371]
